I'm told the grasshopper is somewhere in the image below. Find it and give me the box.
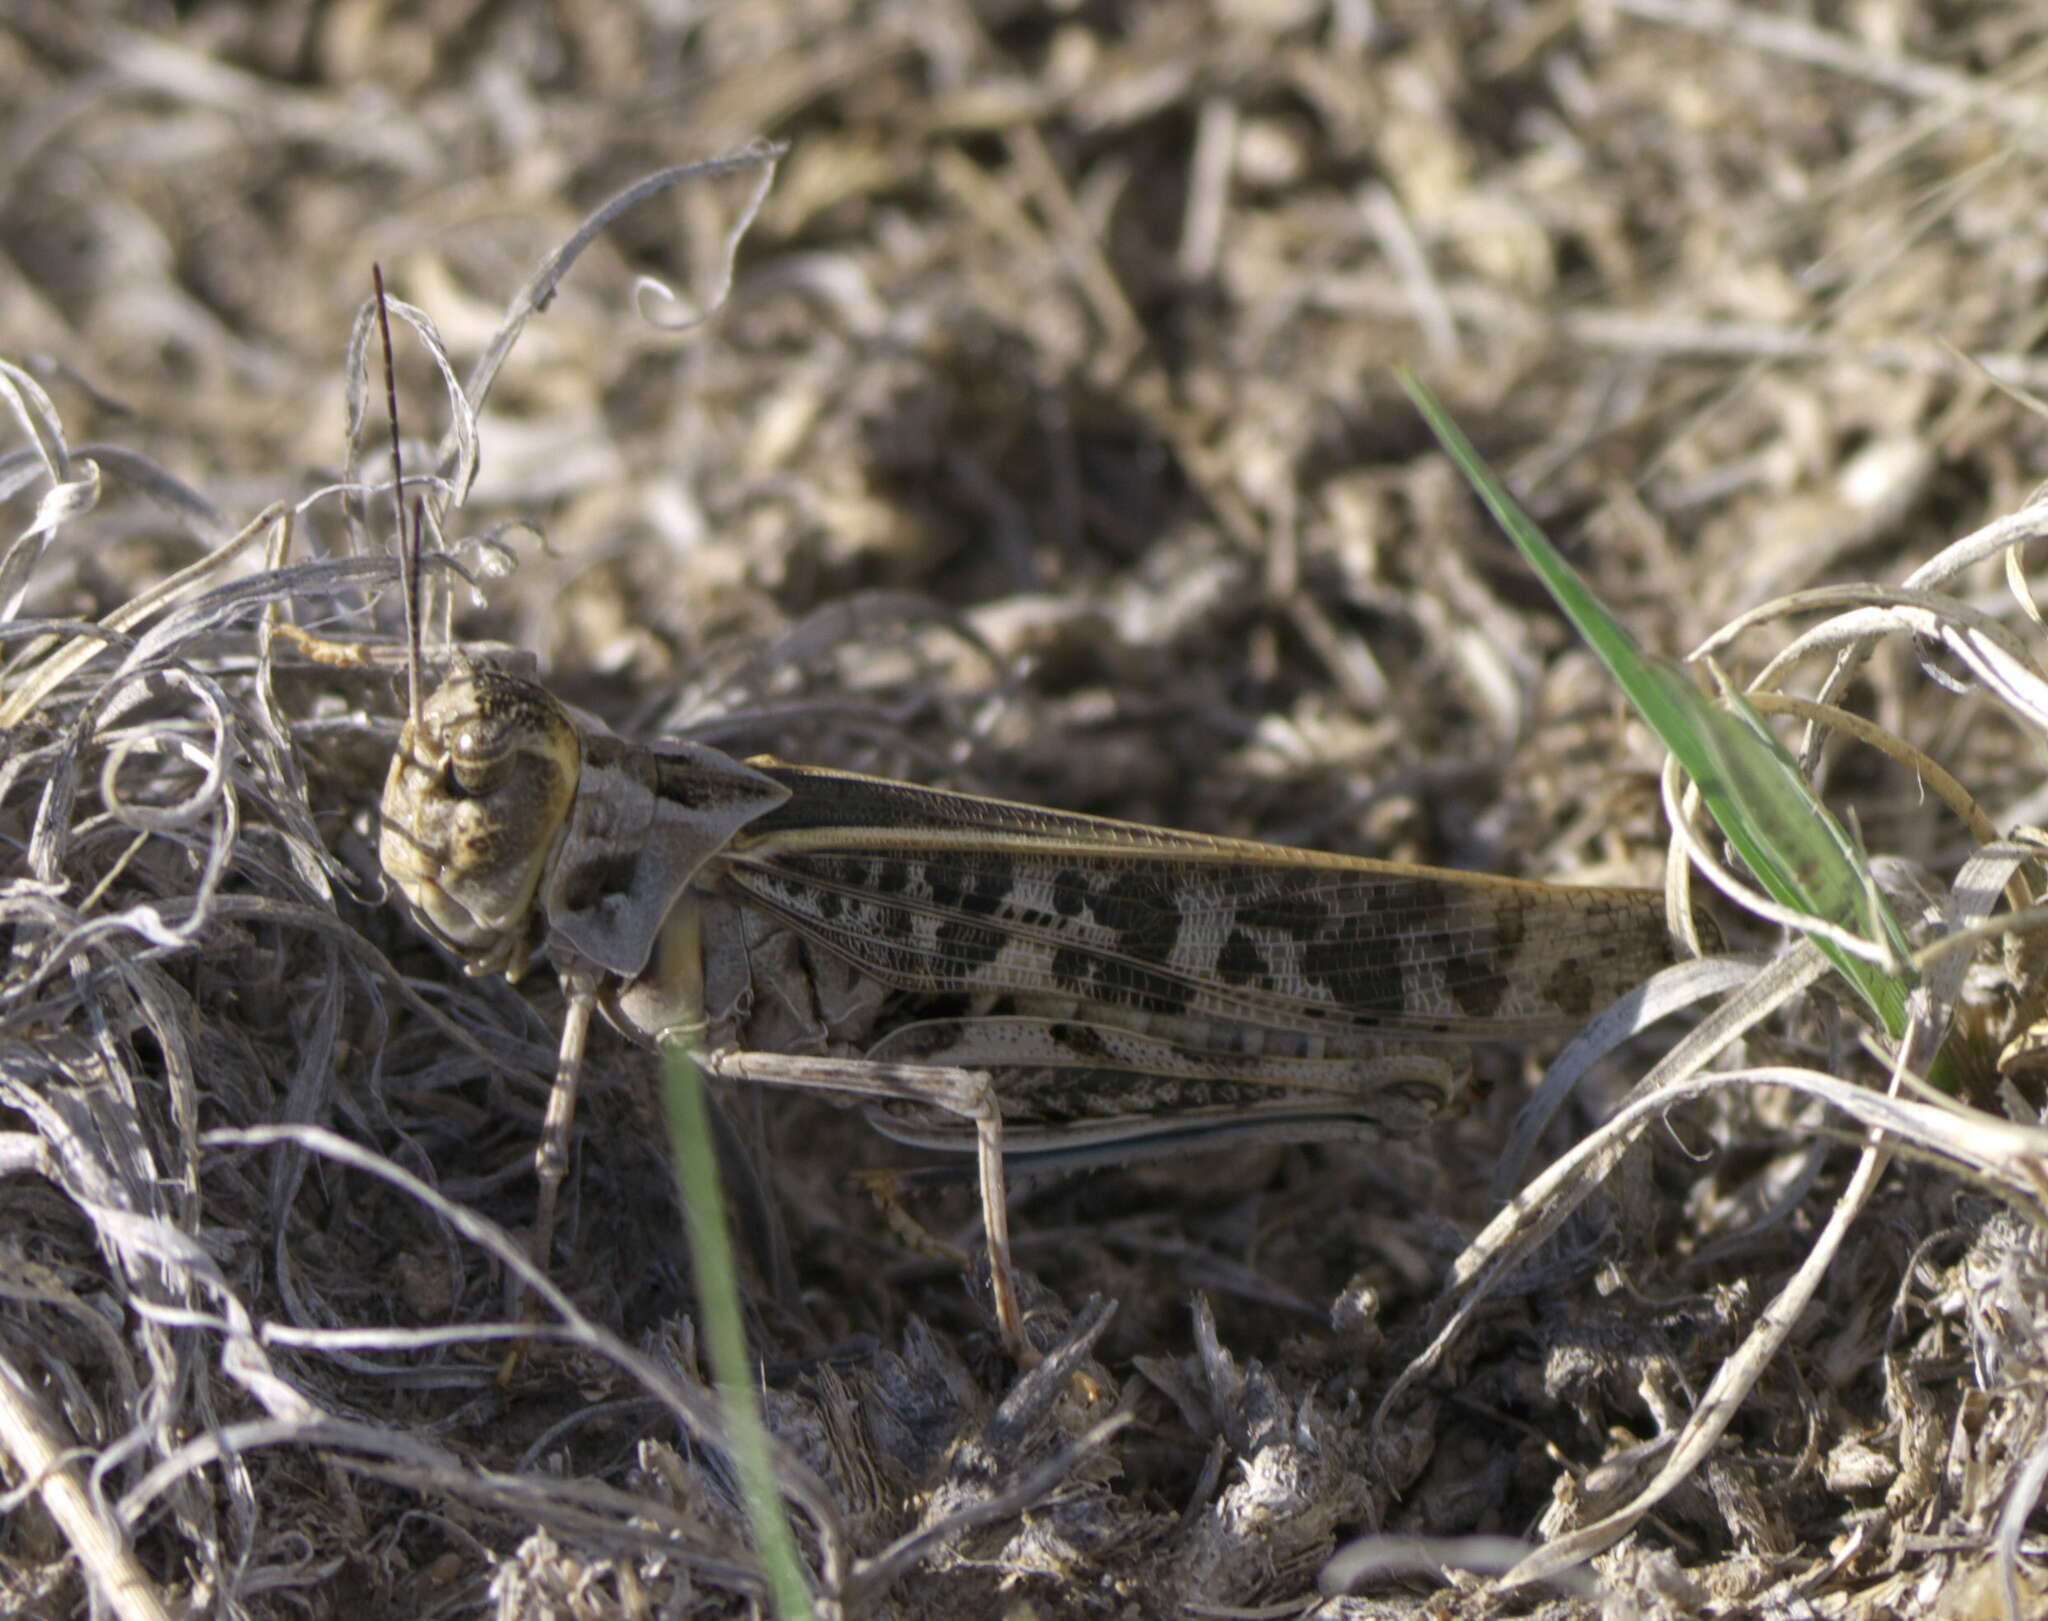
[376,647,1685,1360]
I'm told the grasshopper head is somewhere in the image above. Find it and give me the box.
[379,663,581,979]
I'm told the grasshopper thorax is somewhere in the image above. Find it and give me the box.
[379,661,581,979]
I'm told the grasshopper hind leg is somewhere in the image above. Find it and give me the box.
[700,1048,1037,1365]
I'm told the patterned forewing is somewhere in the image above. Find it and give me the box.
[719,764,1676,1042]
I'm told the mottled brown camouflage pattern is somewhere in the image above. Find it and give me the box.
[733,763,1671,1041]
[382,668,1679,1150]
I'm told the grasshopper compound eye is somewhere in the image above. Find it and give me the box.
[446,716,514,798]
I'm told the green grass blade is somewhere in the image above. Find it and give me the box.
[1399,369,1913,1040]
[660,1037,816,1621]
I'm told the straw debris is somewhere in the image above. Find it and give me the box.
[7,4,2048,1617]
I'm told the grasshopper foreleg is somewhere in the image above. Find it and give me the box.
[529,964,599,1293]
[491,964,598,1380]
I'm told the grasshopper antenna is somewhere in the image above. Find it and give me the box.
[372,264,425,734]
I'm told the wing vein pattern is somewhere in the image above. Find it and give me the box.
[713,763,1674,1043]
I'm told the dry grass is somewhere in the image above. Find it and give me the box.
[7,2,2048,1616]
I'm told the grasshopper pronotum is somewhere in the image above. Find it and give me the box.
[377,641,1685,1360]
